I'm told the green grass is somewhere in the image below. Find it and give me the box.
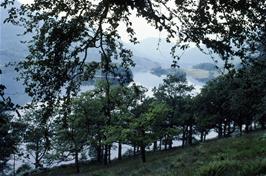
[34,131,266,176]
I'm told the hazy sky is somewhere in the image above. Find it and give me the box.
[18,0,167,42]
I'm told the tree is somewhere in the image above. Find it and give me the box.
[1,0,265,126]
[153,72,194,148]
[69,90,106,164]
[146,100,171,151]
[0,69,24,174]
[21,107,51,169]
[193,94,216,142]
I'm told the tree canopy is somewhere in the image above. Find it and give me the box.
[1,0,265,122]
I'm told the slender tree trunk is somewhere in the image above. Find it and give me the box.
[223,122,227,137]
[218,123,223,138]
[108,145,111,164]
[200,131,204,142]
[153,141,157,152]
[35,141,40,169]
[96,144,102,163]
[203,132,206,142]
[75,150,80,174]
[133,145,136,156]
[169,138,173,149]
[104,145,108,165]
[164,136,167,150]
[182,125,186,147]
[245,123,249,133]
[239,124,243,136]
[188,125,193,145]
[140,144,146,163]
[159,138,162,151]
[118,142,122,160]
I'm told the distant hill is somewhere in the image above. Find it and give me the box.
[192,63,217,71]
[126,37,222,67]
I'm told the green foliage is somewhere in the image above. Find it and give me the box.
[0,70,24,173]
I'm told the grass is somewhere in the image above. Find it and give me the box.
[33,130,266,176]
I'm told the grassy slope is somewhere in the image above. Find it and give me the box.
[35,131,266,176]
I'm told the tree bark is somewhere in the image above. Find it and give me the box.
[108,145,111,164]
[245,123,250,133]
[182,125,186,147]
[159,138,162,151]
[153,141,157,152]
[75,150,80,174]
[239,124,243,136]
[164,136,167,150]
[200,131,204,142]
[118,142,122,160]
[35,140,40,169]
[96,144,102,163]
[104,144,108,165]
[169,138,173,149]
[218,123,223,138]
[140,144,146,163]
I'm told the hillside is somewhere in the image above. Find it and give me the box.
[31,130,266,176]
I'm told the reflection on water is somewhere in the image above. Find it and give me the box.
[134,71,204,96]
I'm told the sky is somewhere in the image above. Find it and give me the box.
[17,0,168,42]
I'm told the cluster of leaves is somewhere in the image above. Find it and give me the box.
[0,0,265,125]
[0,69,24,174]
[194,56,266,138]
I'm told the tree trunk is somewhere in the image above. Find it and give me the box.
[108,145,111,164]
[133,145,136,156]
[245,123,249,133]
[169,138,173,149]
[75,150,80,174]
[218,123,223,138]
[35,141,40,169]
[140,144,146,163]
[203,133,206,142]
[118,142,122,160]
[159,138,162,151]
[223,122,227,137]
[200,131,204,142]
[96,145,102,163]
[153,141,157,152]
[104,145,108,165]
[239,124,243,136]
[164,136,167,150]
[188,125,193,145]
[182,126,186,147]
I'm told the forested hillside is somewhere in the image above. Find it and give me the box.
[1,0,266,175]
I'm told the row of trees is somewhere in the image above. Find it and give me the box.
[5,56,263,174]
